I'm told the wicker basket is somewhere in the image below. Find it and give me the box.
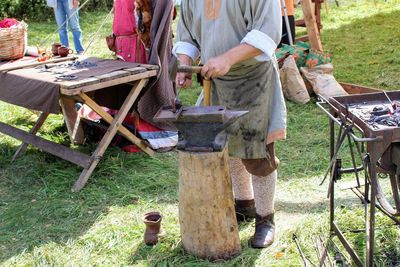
[0,22,27,61]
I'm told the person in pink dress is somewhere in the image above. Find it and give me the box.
[108,0,176,130]
[112,0,149,63]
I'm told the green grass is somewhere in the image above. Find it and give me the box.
[1,0,400,266]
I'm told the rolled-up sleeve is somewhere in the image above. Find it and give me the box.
[241,0,282,61]
[173,0,200,61]
[173,42,200,61]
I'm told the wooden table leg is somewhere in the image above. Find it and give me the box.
[72,79,153,192]
[12,112,49,161]
[78,92,155,156]
[60,96,85,145]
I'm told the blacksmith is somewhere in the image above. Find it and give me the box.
[173,0,287,248]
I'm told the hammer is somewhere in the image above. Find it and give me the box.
[168,56,212,106]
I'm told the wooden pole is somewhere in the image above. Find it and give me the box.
[325,0,329,15]
[178,147,241,260]
[301,0,323,51]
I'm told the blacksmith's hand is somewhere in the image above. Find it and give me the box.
[176,54,194,88]
[176,72,192,89]
[201,55,232,79]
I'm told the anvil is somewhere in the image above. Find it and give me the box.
[153,106,248,152]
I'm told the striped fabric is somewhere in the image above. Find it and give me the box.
[78,104,178,151]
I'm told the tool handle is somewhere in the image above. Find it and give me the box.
[203,79,212,106]
[0,56,77,72]
[177,65,203,74]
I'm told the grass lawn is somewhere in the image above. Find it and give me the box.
[1,0,400,266]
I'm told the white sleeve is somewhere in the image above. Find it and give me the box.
[242,0,282,61]
[172,41,200,61]
[241,30,277,61]
[174,0,201,61]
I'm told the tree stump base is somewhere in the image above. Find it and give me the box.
[178,147,241,260]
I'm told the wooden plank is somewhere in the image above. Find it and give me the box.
[12,112,49,161]
[59,77,99,90]
[0,121,91,168]
[137,64,160,70]
[72,79,151,192]
[301,0,323,51]
[59,70,131,91]
[59,96,85,145]
[123,67,147,74]
[59,68,148,89]
[94,70,131,82]
[0,56,78,72]
[60,70,157,95]
[78,93,155,156]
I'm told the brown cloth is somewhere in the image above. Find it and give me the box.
[137,0,176,130]
[0,58,143,114]
[0,65,61,114]
[242,143,279,177]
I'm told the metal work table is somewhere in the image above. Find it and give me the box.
[318,90,400,267]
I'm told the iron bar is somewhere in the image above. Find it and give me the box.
[347,134,362,187]
[352,188,400,225]
[339,166,364,174]
[332,222,363,267]
[293,234,309,267]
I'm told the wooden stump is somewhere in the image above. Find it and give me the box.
[178,147,241,260]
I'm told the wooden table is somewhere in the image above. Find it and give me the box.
[0,57,158,192]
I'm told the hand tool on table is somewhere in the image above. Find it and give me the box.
[0,56,78,72]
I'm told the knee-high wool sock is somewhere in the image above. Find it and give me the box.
[252,170,277,217]
[229,158,254,200]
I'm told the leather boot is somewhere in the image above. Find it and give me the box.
[235,199,256,222]
[250,213,275,248]
[143,211,162,246]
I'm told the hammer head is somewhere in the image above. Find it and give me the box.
[168,55,203,81]
[168,55,179,81]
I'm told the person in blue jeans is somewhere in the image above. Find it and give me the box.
[46,0,84,54]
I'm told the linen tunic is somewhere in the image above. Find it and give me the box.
[174,0,287,159]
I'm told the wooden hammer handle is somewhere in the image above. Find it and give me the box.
[177,65,203,74]
[203,79,212,106]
